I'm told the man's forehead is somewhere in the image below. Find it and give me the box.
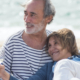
[27,0,44,3]
[24,0,44,13]
[25,0,44,7]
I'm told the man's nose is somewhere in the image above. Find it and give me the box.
[24,16,31,22]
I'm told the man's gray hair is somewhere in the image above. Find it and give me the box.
[43,0,55,24]
[22,0,55,24]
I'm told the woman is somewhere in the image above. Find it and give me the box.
[0,28,80,80]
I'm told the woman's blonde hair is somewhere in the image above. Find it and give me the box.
[46,28,79,55]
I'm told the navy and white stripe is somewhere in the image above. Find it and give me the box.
[2,29,52,80]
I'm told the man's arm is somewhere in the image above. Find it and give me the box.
[0,63,48,80]
[0,65,10,80]
[0,65,17,80]
[10,63,48,80]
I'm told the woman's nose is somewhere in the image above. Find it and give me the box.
[48,46,55,52]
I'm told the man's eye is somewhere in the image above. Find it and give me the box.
[24,12,27,16]
[31,14,35,17]
[24,11,26,14]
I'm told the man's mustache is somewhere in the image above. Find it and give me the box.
[26,23,34,27]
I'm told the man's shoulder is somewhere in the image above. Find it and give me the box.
[46,29,52,36]
[5,30,24,45]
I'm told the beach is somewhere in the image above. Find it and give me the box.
[0,39,80,50]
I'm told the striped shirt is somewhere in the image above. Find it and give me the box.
[1,29,52,80]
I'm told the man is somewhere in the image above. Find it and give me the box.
[0,0,55,80]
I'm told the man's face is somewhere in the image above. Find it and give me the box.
[24,0,46,34]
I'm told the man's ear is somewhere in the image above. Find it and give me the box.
[46,15,53,24]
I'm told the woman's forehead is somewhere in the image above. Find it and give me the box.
[49,36,60,42]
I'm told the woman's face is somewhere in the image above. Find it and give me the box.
[48,37,71,61]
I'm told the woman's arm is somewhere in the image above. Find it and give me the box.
[26,63,48,80]
[9,75,18,80]
[53,59,80,80]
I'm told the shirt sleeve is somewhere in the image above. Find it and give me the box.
[53,59,80,80]
[1,44,13,74]
[9,63,48,80]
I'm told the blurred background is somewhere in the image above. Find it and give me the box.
[0,0,80,49]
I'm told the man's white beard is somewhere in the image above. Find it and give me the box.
[25,19,45,34]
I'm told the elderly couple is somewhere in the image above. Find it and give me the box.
[0,0,80,80]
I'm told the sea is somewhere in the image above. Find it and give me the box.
[0,0,80,42]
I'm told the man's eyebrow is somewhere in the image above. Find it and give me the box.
[24,11,37,15]
[30,12,37,15]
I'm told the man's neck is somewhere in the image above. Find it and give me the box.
[22,30,47,50]
[28,30,47,42]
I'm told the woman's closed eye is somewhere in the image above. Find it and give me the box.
[54,41,58,45]
[48,44,52,49]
